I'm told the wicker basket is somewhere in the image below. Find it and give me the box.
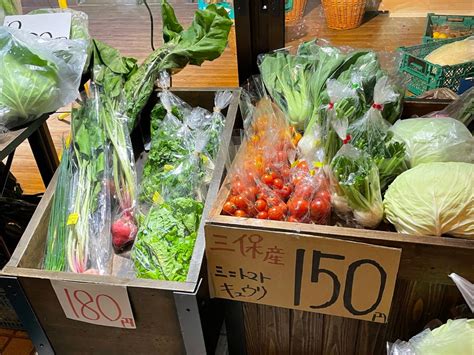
[322,0,367,30]
[286,0,308,23]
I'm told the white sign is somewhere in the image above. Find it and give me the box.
[3,13,72,39]
[51,280,136,329]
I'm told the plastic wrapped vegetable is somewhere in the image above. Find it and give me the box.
[390,117,473,168]
[206,90,233,160]
[320,80,360,164]
[421,87,473,126]
[348,77,407,191]
[0,27,88,129]
[330,144,383,228]
[387,319,474,355]
[384,162,474,238]
[259,48,314,130]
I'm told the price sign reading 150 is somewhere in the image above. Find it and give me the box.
[294,249,389,323]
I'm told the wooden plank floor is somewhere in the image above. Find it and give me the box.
[8,1,427,194]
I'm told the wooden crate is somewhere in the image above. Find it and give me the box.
[205,99,474,354]
[3,88,241,354]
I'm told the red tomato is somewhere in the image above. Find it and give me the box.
[255,199,267,212]
[316,189,331,202]
[234,195,248,210]
[231,180,245,195]
[242,188,256,202]
[277,150,288,163]
[289,199,309,218]
[268,206,284,220]
[262,174,274,185]
[292,175,304,186]
[281,166,291,180]
[281,185,292,199]
[273,178,284,189]
[278,203,288,215]
[297,161,309,171]
[223,201,237,215]
[266,195,281,207]
[310,198,331,221]
[257,211,268,219]
[234,210,248,218]
[228,195,238,205]
[287,215,300,223]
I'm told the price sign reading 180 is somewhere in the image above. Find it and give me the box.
[51,280,136,329]
[206,225,401,323]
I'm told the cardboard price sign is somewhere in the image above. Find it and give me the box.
[206,225,401,323]
[51,280,136,329]
[3,13,72,39]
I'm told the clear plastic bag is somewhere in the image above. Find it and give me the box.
[330,144,383,229]
[387,319,474,355]
[449,273,473,312]
[420,87,473,126]
[0,27,88,129]
[348,76,408,191]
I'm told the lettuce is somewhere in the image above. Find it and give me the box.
[384,162,474,238]
[132,198,203,281]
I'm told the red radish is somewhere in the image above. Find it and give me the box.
[112,215,138,250]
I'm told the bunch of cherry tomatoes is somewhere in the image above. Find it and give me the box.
[222,104,331,224]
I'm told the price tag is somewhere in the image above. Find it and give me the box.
[3,13,72,39]
[152,191,164,204]
[206,225,401,323]
[51,280,136,329]
[66,213,79,225]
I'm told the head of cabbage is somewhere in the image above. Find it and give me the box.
[390,117,473,168]
[384,162,473,238]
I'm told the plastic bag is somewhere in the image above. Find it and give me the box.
[0,27,88,129]
[390,117,473,168]
[420,87,473,126]
[0,0,21,23]
[449,273,473,312]
[330,144,383,228]
[46,87,113,275]
[348,76,408,191]
[320,79,360,164]
[207,90,233,160]
[387,319,474,355]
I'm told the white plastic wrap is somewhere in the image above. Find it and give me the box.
[449,273,473,312]
[0,27,88,129]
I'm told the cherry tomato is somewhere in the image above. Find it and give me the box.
[231,180,245,195]
[242,188,256,202]
[255,199,267,212]
[234,210,248,218]
[256,191,267,200]
[281,166,291,180]
[289,199,309,218]
[316,189,331,202]
[277,150,288,163]
[257,211,268,219]
[223,201,237,215]
[234,195,248,210]
[266,195,281,207]
[268,206,284,220]
[297,161,309,171]
[287,215,300,223]
[296,184,314,199]
[228,195,238,205]
[280,185,292,199]
[262,174,274,185]
[310,198,331,222]
[269,170,278,179]
[273,178,284,189]
[278,203,288,215]
[292,175,304,186]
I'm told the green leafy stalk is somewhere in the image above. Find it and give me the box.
[122,0,232,130]
[0,0,20,16]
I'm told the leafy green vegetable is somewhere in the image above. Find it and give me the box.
[331,144,383,228]
[384,162,474,238]
[0,0,20,17]
[44,143,73,272]
[132,197,203,281]
[259,50,314,129]
[122,0,232,129]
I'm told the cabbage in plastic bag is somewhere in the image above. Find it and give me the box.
[0,27,88,129]
[390,117,473,168]
[384,162,474,238]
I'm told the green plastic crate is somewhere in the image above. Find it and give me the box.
[423,13,474,43]
[399,37,474,96]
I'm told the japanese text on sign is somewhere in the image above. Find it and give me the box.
[51,280,136,329]
[3,13,72,39]
[206,225,401,323]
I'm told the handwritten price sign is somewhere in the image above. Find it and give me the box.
[206,225,401,323]
[3,13,72,39]
[51,280,136,329]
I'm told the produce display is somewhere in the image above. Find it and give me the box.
[424,36,474,65]
[221,40,473,238]
[43,0,233,280]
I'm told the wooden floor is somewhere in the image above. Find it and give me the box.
[9,0,428,194]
